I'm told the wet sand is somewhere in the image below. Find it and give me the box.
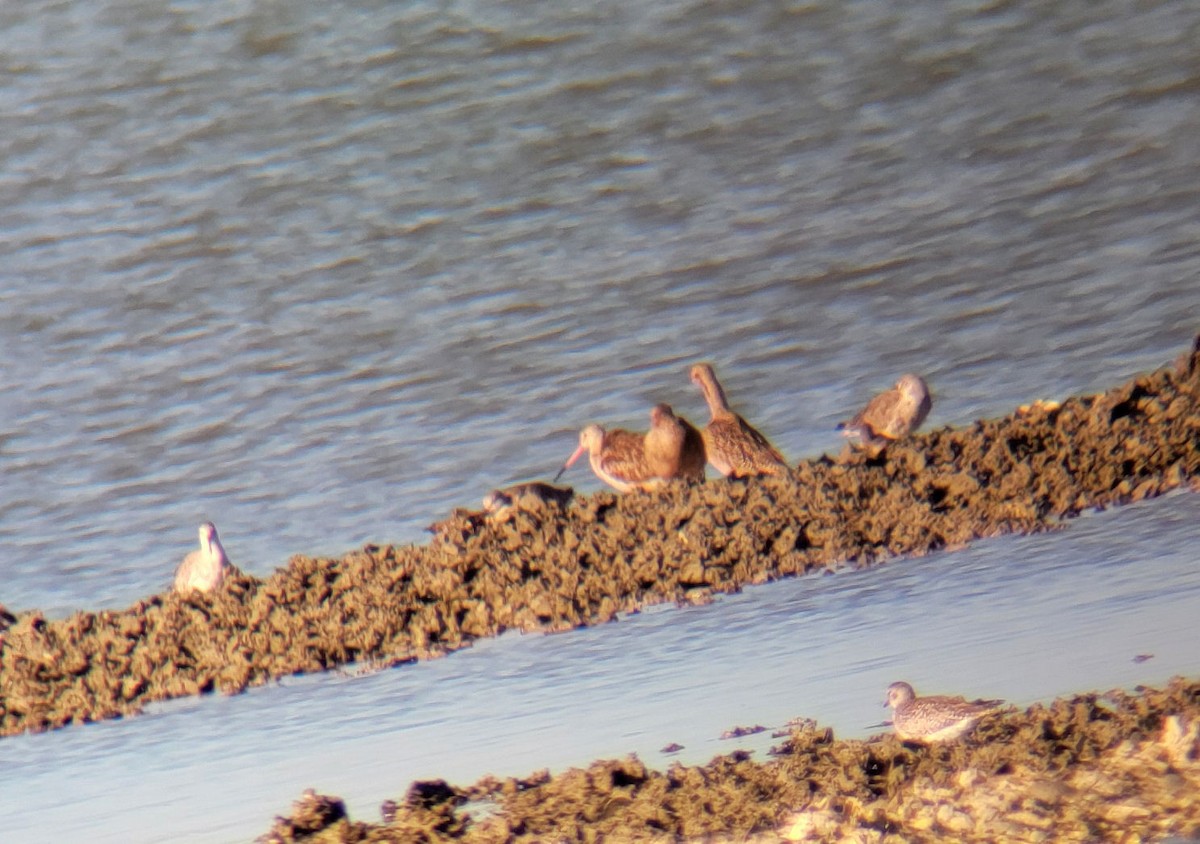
[261,676,1200,842]
[1,337,1198,738]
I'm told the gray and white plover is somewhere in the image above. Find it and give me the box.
[839,374,932,451]
[885,681,1004,743]
[173,521,231,594]
[482,482,574,516]
[689,363,787,478]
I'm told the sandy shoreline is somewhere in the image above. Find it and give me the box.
[1,338,1198,740]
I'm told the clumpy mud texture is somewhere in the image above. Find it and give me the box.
[2,338,1200,737]
[260,677,1200,843]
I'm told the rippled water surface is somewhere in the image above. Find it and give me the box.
[3,492,1200,842]
[1,0,1199,839]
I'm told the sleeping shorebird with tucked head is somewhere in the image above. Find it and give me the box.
[554,424,663,493]
[174,521,231,594]
[885,681,1005,743]
[644,403,706,484]
[839,374,931,452]
[689,363,787,478]
[482,482,574,516]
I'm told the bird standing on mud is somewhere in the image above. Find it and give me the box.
[643,403,706,483]
[689,363,787,478]
[839,373,931,454]
[174,522,232,594]
[884,681,1005,743]
[555,423,664,493]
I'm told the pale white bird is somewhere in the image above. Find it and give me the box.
[173,522,231,594]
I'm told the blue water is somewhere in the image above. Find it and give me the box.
[2,0,1198,618]
[2,492,1197,842]
[2,0,1200,839]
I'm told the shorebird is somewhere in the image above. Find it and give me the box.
[174,522,232,594]
[554,424,663,493]
[839,374,931,451]
[689,363,787,477]
[643,403,706,483]
[482,482,574,515]
[884,681,1005,743]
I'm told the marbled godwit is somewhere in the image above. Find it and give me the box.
[839,374,931,451]
[644,403,706,483]
[554,424,663,493]
[173,521,231,594]
[885,681,1005,743]
[689,363,787,477]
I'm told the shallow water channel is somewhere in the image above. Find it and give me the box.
[3,0,1200,838]
[3,490,1198,842]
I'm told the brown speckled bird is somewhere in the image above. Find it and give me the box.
[173,522,231,594]
[555,424,663,493]
[885,681,1005,743]
[839,373,931,451]
[689,363,787,477]
[644,403,706,483]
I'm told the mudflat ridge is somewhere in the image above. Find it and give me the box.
[261,676,1200,843]
[2,338,1198,738]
